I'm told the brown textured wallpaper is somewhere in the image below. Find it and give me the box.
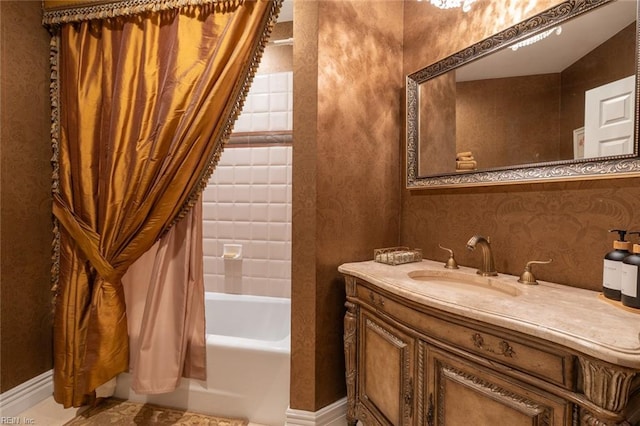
[457,74,562,169]
[419,72,457,175]
[1,1,54,392]
[291,0,403,412]
[402,0,640,292]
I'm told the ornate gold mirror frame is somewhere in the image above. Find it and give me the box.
[406,0,640,189]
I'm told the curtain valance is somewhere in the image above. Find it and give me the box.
[42,0,244,25]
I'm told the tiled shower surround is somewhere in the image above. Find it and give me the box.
[202,72,292,298]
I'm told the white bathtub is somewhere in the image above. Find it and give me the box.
[115,292,291,425]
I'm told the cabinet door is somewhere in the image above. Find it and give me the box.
[424,347,570,426]
[359,311,415,425]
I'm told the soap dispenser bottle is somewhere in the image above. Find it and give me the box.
[621,233,640,308]
[603,229,632,300]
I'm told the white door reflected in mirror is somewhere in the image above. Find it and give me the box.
[584,75,636,159]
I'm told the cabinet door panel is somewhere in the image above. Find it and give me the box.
[427,348,570,426]
[360,312,415,425]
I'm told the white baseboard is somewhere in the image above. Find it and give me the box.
[0,370,53,417]
[285,397,347,426]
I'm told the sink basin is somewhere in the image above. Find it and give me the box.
[407,269,520,297]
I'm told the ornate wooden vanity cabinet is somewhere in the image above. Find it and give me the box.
[339,261,640,426]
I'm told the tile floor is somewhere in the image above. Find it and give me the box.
[16,396,82,425]
[16,396,266,425]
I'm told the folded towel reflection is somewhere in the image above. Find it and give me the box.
[456,160,477,170]
[456,151,477,171]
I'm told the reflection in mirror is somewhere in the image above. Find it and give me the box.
[407,0,640,188]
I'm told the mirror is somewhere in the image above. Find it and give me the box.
[406,0,640,189]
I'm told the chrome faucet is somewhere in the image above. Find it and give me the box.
[466,235,498,276]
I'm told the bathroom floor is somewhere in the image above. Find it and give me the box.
[18,396,267,425]
[16,396,80,425]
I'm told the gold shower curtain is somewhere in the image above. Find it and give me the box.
[45,0,280,407]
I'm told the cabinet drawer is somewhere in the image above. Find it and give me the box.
[355,282,573,389]
[426,347,571,425]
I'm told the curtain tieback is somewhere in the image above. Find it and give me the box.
[53,195,121,283]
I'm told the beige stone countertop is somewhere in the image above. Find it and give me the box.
[338,259,640,369]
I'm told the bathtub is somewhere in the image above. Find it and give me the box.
[115,292,291,425]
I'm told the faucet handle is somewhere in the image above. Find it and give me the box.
[438,245,459,269]
[517,259,552,285]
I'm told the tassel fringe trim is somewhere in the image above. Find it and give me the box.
[43,0,250,25]
[50,33,61,306]
[161,0,283,237]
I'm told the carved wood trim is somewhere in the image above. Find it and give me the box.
[417,341,426,426]
[366,317,406,347]
[344,300,358,424]
[471,332,516,358]
[436,361,552,425]
[364,318,413,424]
[345,275,357,297]
[579,407,633,426]
[355,405,384,426]
[578,355,637,413]
[369,291,385,309]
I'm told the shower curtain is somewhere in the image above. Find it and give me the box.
[121,201,206,394]
[44,0,281,407]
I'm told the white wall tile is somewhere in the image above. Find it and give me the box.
[269,73,289,92]
[251,222,269,241]
[269,185,288,203]
[234,186,252,203]
[269,166,288,185]
[202,186,217,202]
[203,256,218,274]
[216,185,235,202]
[252,94,270,113]
[268,242,289,260]
[212,166,234,185]
[203,239,217,255]
[251,166,269,184]
[217,203,235,221]
[217,221,235,239]
[233,148,252,166]
[268,204,288,222]
[251,203,269,221]
[270,92,289,112]
[251,241,270,259]
[202,204,217,221]
[251,148,270,165]
[202,73,292,299]
[269,147,289,165]
[250,74,270,94]
[233,71,293,133]
[269,112,288,131]
[234,222,252,240]
[202,221,218,238]
[268,223,288,241]
[252,113,270,131]
[234,166,253,185]
[233,115,250,133]
[251,185,270,203]
[234,203,252,222]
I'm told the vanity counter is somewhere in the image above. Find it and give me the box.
[338,259,640,369]
[340,259,640,425]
